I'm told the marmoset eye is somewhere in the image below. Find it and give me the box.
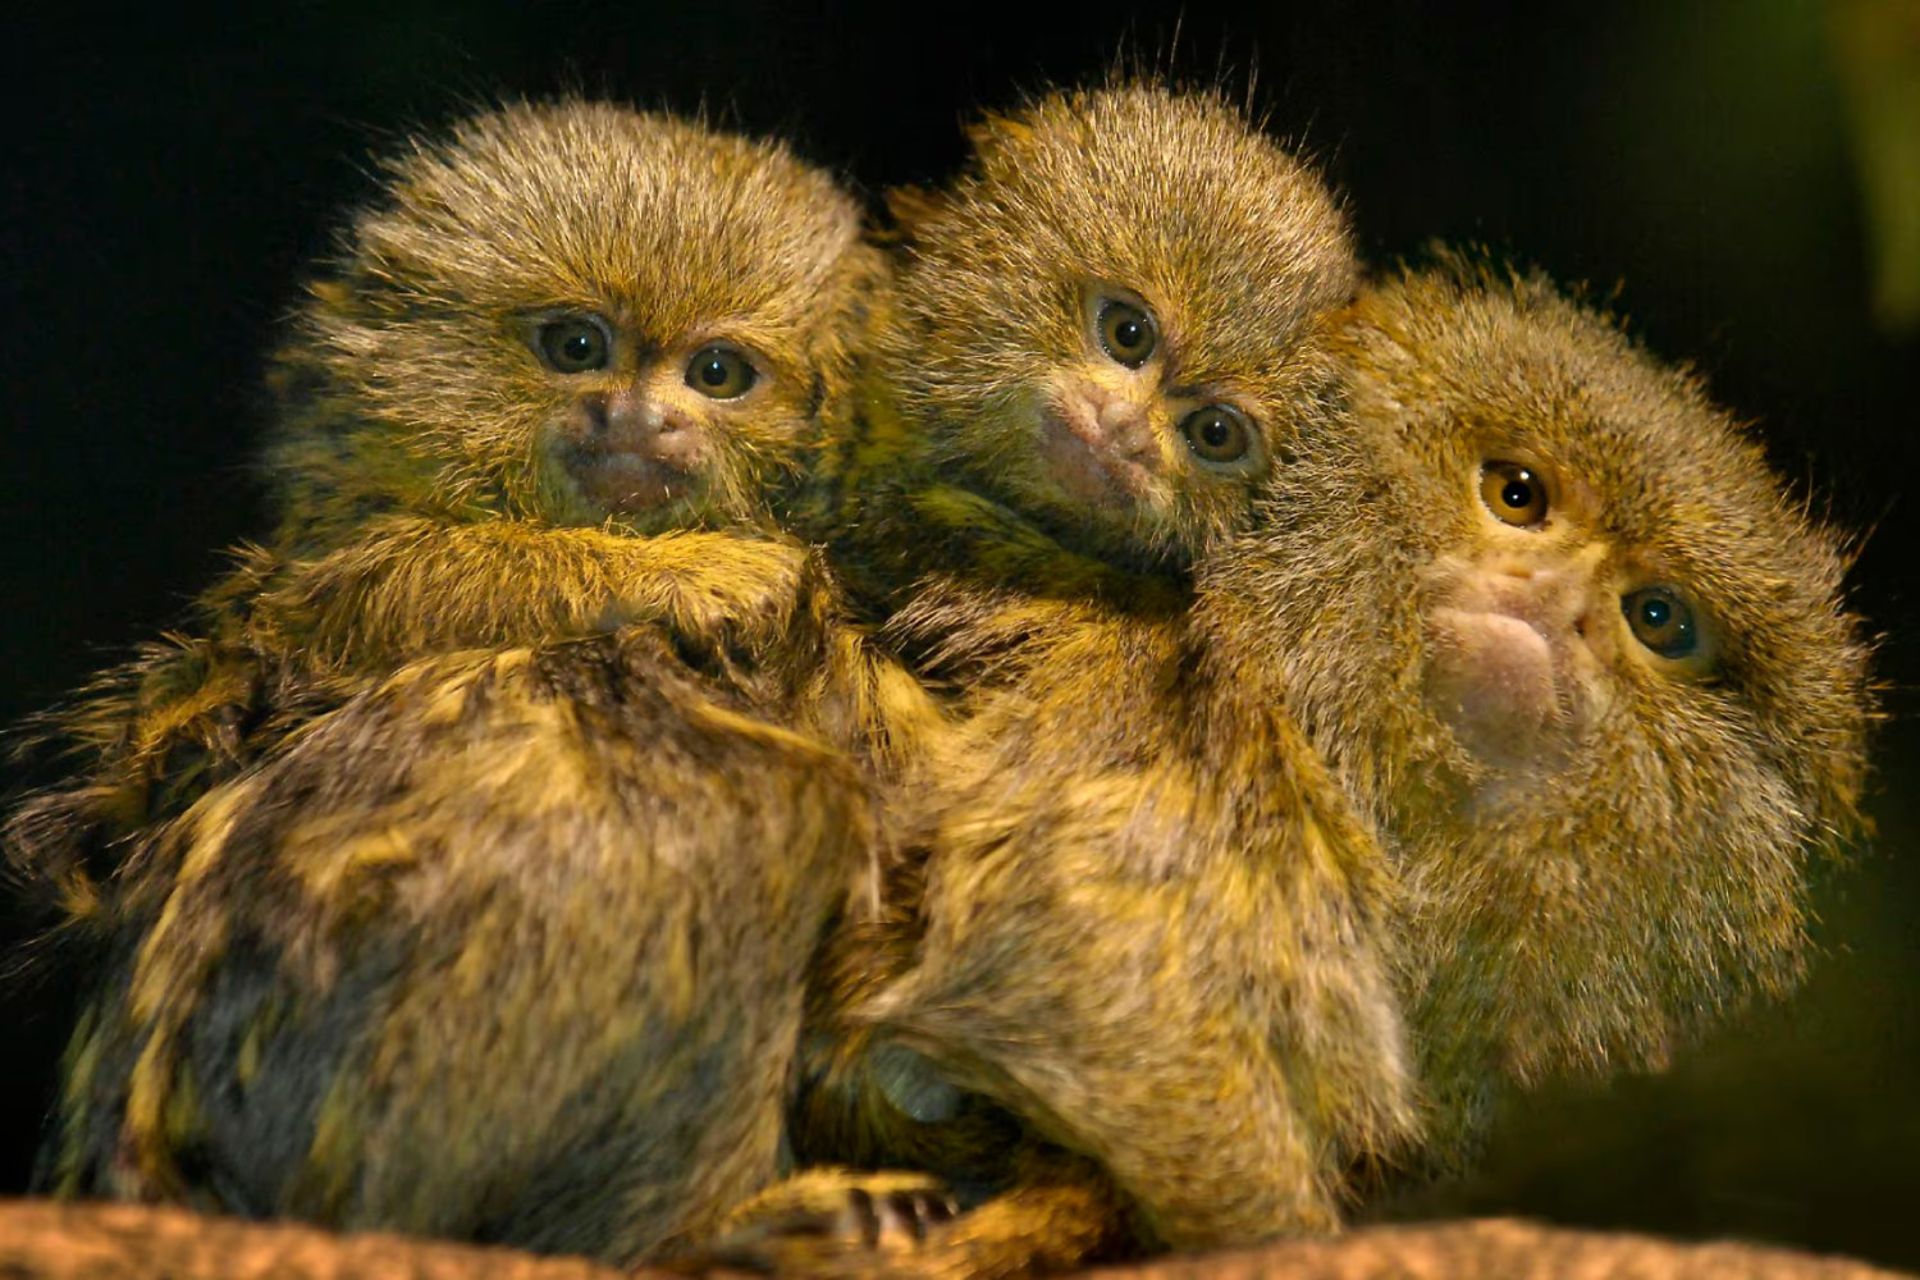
[1180,405,1251,465]
[686,346,757,399]
[1096,299,1157,368]
[1621,586,1700,659]
[538,317,610,373]
[1481,461,1548,527]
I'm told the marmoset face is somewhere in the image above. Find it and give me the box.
[882,84,1358,568]
[286,101,874,532]
[520,306,799,526]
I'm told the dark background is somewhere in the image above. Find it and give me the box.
[4,1,1917,1268]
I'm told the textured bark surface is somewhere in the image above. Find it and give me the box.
[1094,1218,1914,1279]
[2,1200,1912,1280]
[0,1198,632,1280]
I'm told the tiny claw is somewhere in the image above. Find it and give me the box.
[879,1190,926,1244]
[838,1187,883,1248]
[906,1188,961,1237]
[827,1184,963,1250]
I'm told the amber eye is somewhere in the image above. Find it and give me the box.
[686,346,757,399]
[1180,405,1252,466]
[1621,587,1700,659]
[1480,461,1548,527]
[537,317,610,373]
[1096,299,1157,368]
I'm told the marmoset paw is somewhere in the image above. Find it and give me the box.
[833,1180,959,1248]
[694,1168,960,1273]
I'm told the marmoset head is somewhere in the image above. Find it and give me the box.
[274,100,877,540]
[879,82,1357,568]
[1201,257,1873,1157]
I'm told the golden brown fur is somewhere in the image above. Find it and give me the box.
[806,79,1356,609]
[780,257,1872,1276]
[837,594,1416,1244]
[1213,257,1874,1169]
[52,632,866,1259]
[1260,256,1862,1243]
[12,100,913,1262]
[6,99,879,929]
[778,81,1401,1274]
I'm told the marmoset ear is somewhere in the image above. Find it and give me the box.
[963,109,1037,156]
[882,184,947,242]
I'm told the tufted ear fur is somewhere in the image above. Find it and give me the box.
[881,185,945,243]
[962,109,1037,156]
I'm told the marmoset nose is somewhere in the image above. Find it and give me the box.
[1483,542,1608,624]
[1489,557,1538,581]
[596,388,705,468]
[1079,383,1156,461]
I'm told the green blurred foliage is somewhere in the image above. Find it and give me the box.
[1832,0,1920,335]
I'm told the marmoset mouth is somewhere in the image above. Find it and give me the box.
[1422,601,1606,778]
[563,446,707,515]
[1037,402,1156,507]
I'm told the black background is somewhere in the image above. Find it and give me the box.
[4,1,1917,1267]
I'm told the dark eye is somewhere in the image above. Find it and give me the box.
[686,346,757,399]
[1621,587,1700,659]
[1179,405,1252,466]
[537,317,609,373]
[1097,299,1157,368]
[1480,461,1548,527]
